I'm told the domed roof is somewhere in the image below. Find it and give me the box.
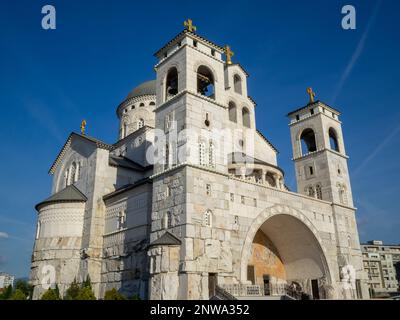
[126,80,156,99]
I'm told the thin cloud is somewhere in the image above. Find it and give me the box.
[0,232,9,239]
[353,123,400,177]
[331,0,382,104]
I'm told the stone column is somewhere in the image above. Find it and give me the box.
[261,169,266,185]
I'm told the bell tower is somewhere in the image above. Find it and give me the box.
[152,19,228,172]
[288,88,353,207]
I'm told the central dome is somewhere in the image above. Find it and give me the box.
[126,80,156,99]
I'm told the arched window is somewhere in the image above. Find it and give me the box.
[209,141,215,168]
[316,184,322,200]
[167,211,172,228]
[233,74,242,95]
[70,162,77,184]
[117,211,126,230]
[35,220,41,239]
[139,103,145,107]
[199,142,206,166]
[300,128,317,155]
[149,101,156,106]
[228,101,237,122]
[138,118,144,129]
[165,67,178,101]
[164,143,170,170]
[197,65,215,99]
[65,169,69,187]
[339,185,348,205]
[329,128,340,152]
[204,210,212,227]
[242,107,250,128]
[307,186,315,198]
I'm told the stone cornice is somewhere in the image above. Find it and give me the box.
[116,94,157,118]
[292,148,349,161]
[154,89,227,113]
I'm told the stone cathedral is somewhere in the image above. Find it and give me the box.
[30,21,369,300]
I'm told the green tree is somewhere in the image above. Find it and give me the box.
[0,285,13,300]
[15,280,33,300]
[76,286,96,300]
[104,288,127,300]
[41,288,60,300]
[64,278,80,300]
[9,289,27,300]
[82,275,92,289]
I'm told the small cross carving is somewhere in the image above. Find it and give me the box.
[224,45,234,65]
[80,119,87,136]
[307,87,316,103]
[183,19,196,32]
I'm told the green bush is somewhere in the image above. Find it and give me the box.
[76,286,96,300]
[129,294,141,300]
[15,280,33,299]
[9,289,27,300]
[64,279,80,300]
[104,288,127,300]
[41,288,60,300]
[0,285,13,300]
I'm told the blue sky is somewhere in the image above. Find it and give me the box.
[0,0,399,278]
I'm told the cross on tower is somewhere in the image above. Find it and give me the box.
[183,19,196,32]
[224,45,234,65]
[81,119,87,136]
[307,87,316,103]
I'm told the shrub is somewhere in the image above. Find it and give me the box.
[0,285,13,300]
[64,279,80,300]
[76,286,96,300]
[41,288,60,300]
[104,288,127,300]
[9,289,27,300]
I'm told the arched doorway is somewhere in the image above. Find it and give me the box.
[241,206,332,299]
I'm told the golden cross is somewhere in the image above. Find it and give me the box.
[183,19,196,32]
[80,119,87,135]
[224,45,234,65]
[307,87,316,103]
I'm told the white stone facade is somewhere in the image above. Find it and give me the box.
[30,27,369,300]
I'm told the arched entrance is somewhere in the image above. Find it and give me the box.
[241,205,332,299]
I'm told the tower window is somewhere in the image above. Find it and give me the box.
[204,210,212,227]
[296,114,300,121]
[233,74,242,95]
[117,211,126,230]
[206,184,211,196]
[208,141,215,167]
[149,101,155,106]
[309,166,314,175]
[164,143,170,170]
[197,65,215,99]
[139,103,145,107]
[138,118,144,129]
[211,49,215,56]
[234,215,239,225]
[204,113,210,127]
[228,101,237,122]
[230,193,234,202]
[300,128,317,155]
[310,108,314,115]
[165,67,178,100]
[193,40,198,47]
[199,142,206,166]
[242,107,250,128]
[329,128,340,152]
[307,186,315,198]
[316,184,322,200]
